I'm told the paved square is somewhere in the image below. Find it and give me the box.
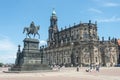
[0,67,120,80]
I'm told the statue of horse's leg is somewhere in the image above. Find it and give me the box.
[28,34,31,38]
[26,34,27,38]
[37,32,40,39]
[33,33,35,38]
[26,33,28,38]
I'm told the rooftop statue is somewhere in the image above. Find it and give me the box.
[23,21,40,39]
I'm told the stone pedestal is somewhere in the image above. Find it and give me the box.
[22,38,41,65]
[11,38,51,71]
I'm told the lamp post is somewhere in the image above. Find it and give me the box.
[80,46,83,67]
[106,45,111,67]
[71,42,75,66]
[98,44,101,66]
[62,49,64,66]
[89,23,91,67]
[56,51,58,65]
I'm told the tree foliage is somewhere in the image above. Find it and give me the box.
[0,63,3,67]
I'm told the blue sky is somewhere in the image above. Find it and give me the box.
[0,0,120,63]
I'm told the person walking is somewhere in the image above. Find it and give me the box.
[76,66,79,72]
[96,65,100,72]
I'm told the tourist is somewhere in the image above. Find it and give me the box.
[96,65,100,72]
[76,66,79,72]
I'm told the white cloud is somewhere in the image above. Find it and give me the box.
[92,0,120,7]
[104,2,120,7]
[97,16,120,23]
[40,40,47,46]
[88,8,103,14]
[0,34,17,64]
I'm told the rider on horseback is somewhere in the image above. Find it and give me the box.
[30,21,36,34]
[23,21,40,39]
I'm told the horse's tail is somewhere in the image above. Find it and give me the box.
[23,27,26,33]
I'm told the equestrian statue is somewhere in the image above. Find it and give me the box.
[23,21,40,39]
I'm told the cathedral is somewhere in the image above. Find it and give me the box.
[13,9,120,71]
[40,9,119,67]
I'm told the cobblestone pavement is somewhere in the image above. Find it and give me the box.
[0,67,120,80]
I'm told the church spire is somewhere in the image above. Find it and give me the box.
[52,8,56,16]
[50,8,58,26]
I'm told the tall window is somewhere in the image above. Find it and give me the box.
[113,56,115,62]
[87,59,89,63]
[68,58,70,63]
[96,57,98,62]
[83,32,89,39]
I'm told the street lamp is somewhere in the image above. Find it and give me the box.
[80,46,83,67]
[71,42,75,66]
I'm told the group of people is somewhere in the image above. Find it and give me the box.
[76,65,100,72]
[86,65,100,72]
[50,64,100,72]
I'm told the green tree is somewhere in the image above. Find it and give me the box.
[0,63,3,67]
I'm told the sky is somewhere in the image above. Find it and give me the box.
[0,0,120,64]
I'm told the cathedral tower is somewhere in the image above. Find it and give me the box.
[48,9,58,46]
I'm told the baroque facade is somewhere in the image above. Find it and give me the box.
[40,10,119,67]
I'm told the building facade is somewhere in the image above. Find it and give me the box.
[40,10,119,67]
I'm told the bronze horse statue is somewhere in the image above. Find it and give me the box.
[23,22,40,38]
